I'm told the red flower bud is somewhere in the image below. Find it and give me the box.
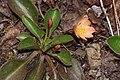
[48,18,52,27]
[55,45,61,49]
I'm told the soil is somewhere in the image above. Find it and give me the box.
[0,0,120,80]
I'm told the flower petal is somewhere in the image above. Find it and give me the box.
[81,20,91,27]
[78,34,87,40]
[85,26,96,33]
[80,15,91,26]
[81,36,87,40]
[76,15,88,25]
[84,33,94,38]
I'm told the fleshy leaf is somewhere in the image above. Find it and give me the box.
[22,15,44,42]
[25,56,45,80]
[107,36,120,55]
[7,0,38,23]
[44,39,53,46]
[16,32,32,41]
[44,35,73,51]
[57,59,85,80]
[18,37,39,50]
[49,50,72,66]
[0,51,38,80]
[44,8,60,37]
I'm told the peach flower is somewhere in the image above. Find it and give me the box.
[73,15,95,40]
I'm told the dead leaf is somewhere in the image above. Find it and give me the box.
[57,58,85,80]
[0,21,24,47]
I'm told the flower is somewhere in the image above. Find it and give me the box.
[73,15,95,40]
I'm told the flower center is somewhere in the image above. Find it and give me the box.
[79,27,85,34]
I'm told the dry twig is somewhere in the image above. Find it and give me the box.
[112,0,120,35]
[44,55,57,80]
[37,0,45,19]
[100,0,114,36]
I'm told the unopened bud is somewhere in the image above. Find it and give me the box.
[48,18,52,27]
[55,45,61,49]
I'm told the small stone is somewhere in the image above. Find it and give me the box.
[89,70,97,77]
[86,43,101,69]
[91,5,103,17]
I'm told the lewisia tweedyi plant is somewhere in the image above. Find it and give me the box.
[0,0,73,79]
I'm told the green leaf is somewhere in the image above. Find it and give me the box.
[0,51,38,80]
[22,15,44,42]
[44,35,73,51]
[16,32,32,41]
[7,0,38,23]
[44,39,53,46]
[49,50,72,66]
[18,37,39,50]
[107,36,120,55]
[44,8,60,37]
[25,56,45,80]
